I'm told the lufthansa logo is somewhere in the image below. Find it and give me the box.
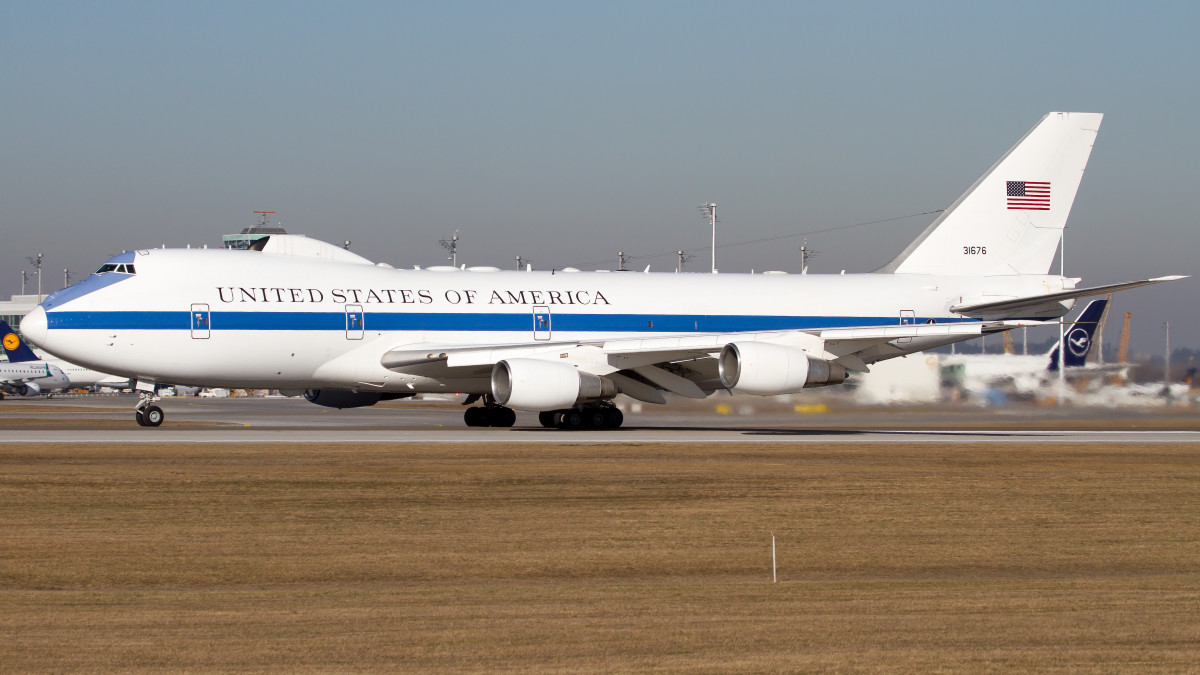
[2,333,18,351]
[1067,328,1090,358]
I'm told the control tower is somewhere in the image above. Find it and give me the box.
[222,211,291,250]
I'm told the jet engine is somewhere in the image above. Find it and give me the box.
[718,342,847,395]
[303,389,413,409]
[491,358,616,411]
[17,382,41,397]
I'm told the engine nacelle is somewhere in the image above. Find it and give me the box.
[491,359,616,411]
[718,342,847,395]
[303,389,413,409]
[17,382,41,397]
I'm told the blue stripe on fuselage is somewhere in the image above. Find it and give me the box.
[44,310,974,333]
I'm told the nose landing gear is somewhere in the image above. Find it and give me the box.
[134,390,164,427]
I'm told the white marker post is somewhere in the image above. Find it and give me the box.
[772,534,777,583]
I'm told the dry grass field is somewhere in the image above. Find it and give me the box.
[2,440,1199,672]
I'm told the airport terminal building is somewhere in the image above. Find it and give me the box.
[0,294,40,343]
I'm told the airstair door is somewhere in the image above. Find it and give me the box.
[346,304,365,340]
[190,303,211,339]
[533,306,551,341]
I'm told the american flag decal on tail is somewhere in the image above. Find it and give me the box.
[1007,181,1050,210]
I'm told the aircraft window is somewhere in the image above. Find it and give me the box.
[94,263,136,274]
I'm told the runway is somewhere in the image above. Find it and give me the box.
[3,395,1198,444]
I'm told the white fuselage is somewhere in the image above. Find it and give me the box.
[39,356,131,389]
[23,247,1075,393]
[0,361,69,394]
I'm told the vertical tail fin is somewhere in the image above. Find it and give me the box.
[1,321,41,362]
[879,112,1103,276]
[1047,299,1108,370]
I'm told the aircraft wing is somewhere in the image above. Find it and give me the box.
[950,276,1186,317]
[379,320,1027,402]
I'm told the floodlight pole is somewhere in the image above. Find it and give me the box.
[699,202,717,273]
[438,232,459,267]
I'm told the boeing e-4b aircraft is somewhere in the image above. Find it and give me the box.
[19,112,1185,427]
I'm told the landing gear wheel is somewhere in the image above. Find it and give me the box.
[605,408,624,429]
[586,409,607,428]
[133,388,164,428]
[465,406,515,427]
[558,409,584,430]
[538,411,556,428]
[495,407,516,428]
[464,407,483,427]
[143,405,164,427]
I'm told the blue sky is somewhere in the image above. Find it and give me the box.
[3,1,1196,353]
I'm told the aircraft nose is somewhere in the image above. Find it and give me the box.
[20,306,48,348]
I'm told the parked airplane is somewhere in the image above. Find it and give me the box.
[19,112,1185,428]
[1,325,68,398]
[941,298,1111,398]
[0,320,131,391]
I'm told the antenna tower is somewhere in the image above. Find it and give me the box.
[438,231,459,267]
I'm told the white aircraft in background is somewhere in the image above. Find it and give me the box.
[1,320,131,392]
[1,323,69,398]
[19,112,1185,427]
[941,298,1112,399]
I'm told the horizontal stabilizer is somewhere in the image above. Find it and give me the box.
[950,276,1187,316]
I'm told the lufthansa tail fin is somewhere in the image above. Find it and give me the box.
[879,112,1103,276]
[1,320,41,362]
[1047,299,1108,371]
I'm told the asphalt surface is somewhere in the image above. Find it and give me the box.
[2,395,1198,444]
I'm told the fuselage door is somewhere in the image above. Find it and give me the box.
[190,303,211,339]
[533,305,551,341]
[346,304,365,340]
[898,309,916,344]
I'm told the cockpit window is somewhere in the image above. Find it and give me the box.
[95,263,136,275]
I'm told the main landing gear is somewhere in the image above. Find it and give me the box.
[134,391,164,427]
[463,395,517,428]
[464,405,517,427]
[538,405,623,430]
